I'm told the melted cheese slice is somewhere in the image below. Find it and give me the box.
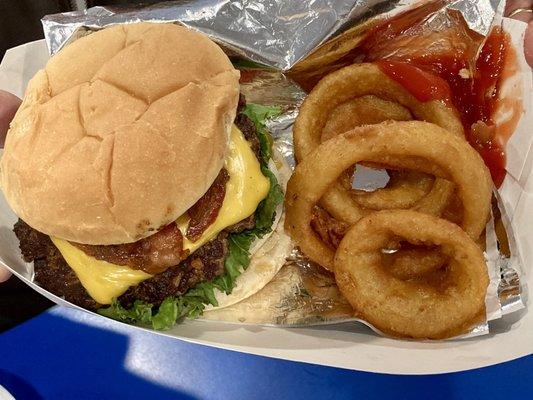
[177,125,270,252]
[51,125,270,305]
[50,237,152,304]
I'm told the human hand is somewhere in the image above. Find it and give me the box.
[506,0,533,67]
[0,90,22,282]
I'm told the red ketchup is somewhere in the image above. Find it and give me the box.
[363,22,509,187]
[376,60,453,104]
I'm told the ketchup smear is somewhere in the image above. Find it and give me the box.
[365,25,509,187]
[375,60,453,104]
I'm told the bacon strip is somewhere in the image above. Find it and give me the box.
[186,169,229,242]
[74,223,189,275]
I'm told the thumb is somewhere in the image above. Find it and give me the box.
[0,266,11,283]
[0,90,22,147]
[525,20,533,68]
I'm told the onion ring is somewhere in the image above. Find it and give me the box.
[334,210,489,339]
[294,63,464,160]
[345,170,434,210]
[384,247,448,280]
[322,175,454,224]
[294,63,463,224]
[320,95,412,142]
[324,96,435,212]
[285,121,492,270]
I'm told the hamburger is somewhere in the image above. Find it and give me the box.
[1,23,291,329]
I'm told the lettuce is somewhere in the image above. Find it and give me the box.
[242,103,282,163]
[98,103,283,330]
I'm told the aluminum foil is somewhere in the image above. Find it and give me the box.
[38,0,526,339]
[42,0,498,64]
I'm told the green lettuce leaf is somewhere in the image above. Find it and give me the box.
[98,300,153,326]
[242,103,282,163]
[151,297,179,330]
[255,166,284,233]
[98,102,284,330]
[231,59,273,70]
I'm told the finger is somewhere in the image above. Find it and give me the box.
[506,0,533,22]
[0,90,22,147]
[525,20,533,67]
[0,266,11,283]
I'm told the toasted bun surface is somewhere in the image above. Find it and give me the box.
[1,23,240,244]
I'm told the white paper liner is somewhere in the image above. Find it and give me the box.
[0,0,528,342]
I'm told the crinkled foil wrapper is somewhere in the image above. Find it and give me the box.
[41,0,524,339]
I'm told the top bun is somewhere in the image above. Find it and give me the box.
[1,23,240,244]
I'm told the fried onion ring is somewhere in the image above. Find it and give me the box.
[324,96,435,212]
[383,246,448,280]
[320,95,412,142]
[294,63,463,224]
[345,170,434,211]
[334,210,489,339]
[285,121,492,270]
[294,63,464,160]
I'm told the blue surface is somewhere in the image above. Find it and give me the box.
[0,307,532,400]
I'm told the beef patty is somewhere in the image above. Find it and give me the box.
[13,95,262,310]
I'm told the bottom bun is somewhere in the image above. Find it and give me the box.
[204,152,293,311]
[205,214,293,311]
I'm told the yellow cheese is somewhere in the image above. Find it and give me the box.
[51,125,270,304]
[51,237,152,305]
[177,124,270,252]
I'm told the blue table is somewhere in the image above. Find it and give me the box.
[0,306,532,400]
